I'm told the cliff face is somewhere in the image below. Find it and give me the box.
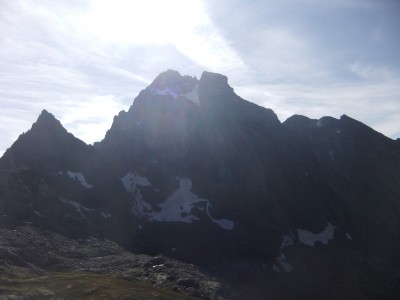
[1,70,400,299]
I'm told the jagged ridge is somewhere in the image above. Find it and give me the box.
[1,70,400,299]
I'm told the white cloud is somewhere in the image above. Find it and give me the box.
[0,0,399,156]
[81,0,207,45]
[175,24,245,73]
[58,94,123,144]
[235,28,323,82]
[349,62,398,81]
[235,77,400,139]
[269,0,380,10]
[0,0,156,155]
[78,0,245,72]
[0,112,35,155]
[374,115,400,139]
[0,0,248,156]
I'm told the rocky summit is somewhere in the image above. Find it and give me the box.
[1,70,400,299]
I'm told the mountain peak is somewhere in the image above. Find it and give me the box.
[147,70,198,95]
[197,71,235,106]
[1,109,90,172]
[39,108,52,117]
[199,71,228,86]
[29,109,67,137]
[35,109,61,125]
[142,70,237,106]
[150,70,183,87]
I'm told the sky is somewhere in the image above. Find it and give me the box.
[1,0,399,156]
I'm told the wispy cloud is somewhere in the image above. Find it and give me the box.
[0,0,399,156]
[78,0,245,72]
[0,0,156,154]
[233,27,325,83]
[208,0,400,139]
[236,77,400,138]
[175,24,245,73]
[0,0,250,155]
[349,62,399,81]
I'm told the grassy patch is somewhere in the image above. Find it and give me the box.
[0,271,196,299]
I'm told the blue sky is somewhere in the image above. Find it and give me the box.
[0,0,399,155]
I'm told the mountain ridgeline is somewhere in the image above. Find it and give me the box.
[1,70,400,299]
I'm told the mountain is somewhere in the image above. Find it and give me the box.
[1,70,400,299]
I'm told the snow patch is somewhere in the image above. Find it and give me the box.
[61,198,92,218]
[129,177,234,230]
[280,234,294,250]
[150,178,201,223]
[149,88,178,99]
[183,83,199,104]
[149,83,199,104]
[34,210,44,218]
[297,223,336,247]
[67,171,93,189]
[212,218,234,230]
[149,178,234,229]
[276,252,292,273]
[121,172,154,219]
[131,189,153,218]
[100,212,111,219]
[205,201,234,230]
[121,172,151,193]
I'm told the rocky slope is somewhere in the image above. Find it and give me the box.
[0,226,237,299]
[1,70,400,299]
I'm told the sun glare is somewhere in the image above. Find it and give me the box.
[83,0,207,45]
[79,0,244,73]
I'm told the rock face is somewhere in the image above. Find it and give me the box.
[1,70,400,299]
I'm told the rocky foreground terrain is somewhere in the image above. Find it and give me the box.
[0,226,239,299]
